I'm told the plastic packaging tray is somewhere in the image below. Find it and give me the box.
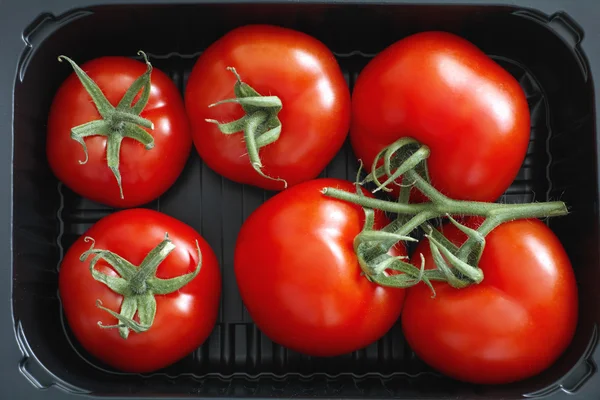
[4,1,600,399]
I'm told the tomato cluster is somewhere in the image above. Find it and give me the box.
[51,25,578,386]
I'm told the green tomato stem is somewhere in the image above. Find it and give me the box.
[206,67,287,188]
[323,137,569,291]
[80,234,202,339]
[58,50,156,199]
[322,187,567,221]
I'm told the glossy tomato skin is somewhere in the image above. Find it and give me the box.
[47,57,191,208]
[59,209,221,373]
[351,31,530,202]
[402,218,578,384]
[234,178,406,357]
[185,25,351,191]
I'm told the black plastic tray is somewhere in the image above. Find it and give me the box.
[4,1,600,399]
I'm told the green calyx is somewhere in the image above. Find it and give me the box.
[206,67,287,188]
[322,137,568,294]
[58,51,156,199]
[80,234,202,339]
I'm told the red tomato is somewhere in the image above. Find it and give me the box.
[234,178,406,356]
[185,25,351,190]
[59,209,221,373]
[47,55,191,208]
[402,218,578,384]
[351,31,530,202]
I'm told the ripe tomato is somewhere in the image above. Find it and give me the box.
[402,218,578,384]
[234,178,406,357]
[185,25,351,191]
[47,54,191,208]
[351,31,530,202]
[59,209,221,373]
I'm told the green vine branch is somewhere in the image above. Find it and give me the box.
[322,137,568,292]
